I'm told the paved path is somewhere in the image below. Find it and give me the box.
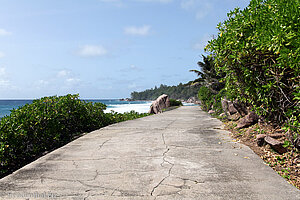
[0,106,299,200]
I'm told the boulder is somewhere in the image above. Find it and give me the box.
[186,97,197,103]
[149,94,170,114]
[228,103,238,115]
[236,111,259,129]
[264,136,287,154]
[208,110,215,114]
[268,133,285,139]
[233,100,248,117]
[228,113,241,121]
[256,134,267,146]
[219,113,226,117]
[222,98,239,115]
[195,101,201,105]
[221,98,229,115]
[256,133,285,147]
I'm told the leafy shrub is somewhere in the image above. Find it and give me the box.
[198,86,227,114]
[0,94,150,177]
[105,110,150,124]
[206,0,299,132]
[169,99,183,107]
[212,89,227,114]
[198,86,213,111]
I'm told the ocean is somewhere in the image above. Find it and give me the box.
[0,99,152,118]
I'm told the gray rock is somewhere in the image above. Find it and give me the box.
[221,98,230,116]
[228,102,238,115]
[186,97,197,103]
[228,113,241,121]
[149,94,170,114]
[221,99,238,115]
[236,111,259,129]
[208,110,215,114]
[264,136,287,154]
[256,134,267,146]
[233,100,248,117]
[219,113,226,117]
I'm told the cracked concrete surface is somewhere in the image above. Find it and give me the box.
[0,106,299,200]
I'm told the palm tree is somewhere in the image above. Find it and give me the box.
[190,55,224,93]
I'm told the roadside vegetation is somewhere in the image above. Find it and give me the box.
[0,94,150,178]
[191,0,299,188]
[131,83,200,101]
[169,99,183,107]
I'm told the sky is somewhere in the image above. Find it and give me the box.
[0,0,249,99]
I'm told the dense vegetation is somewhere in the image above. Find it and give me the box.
[131,83,200,100]
[0,94,149,178]
[190,55,225,93]
[193,1,299,185]
[200,0,299,136]
[169,99,183,107]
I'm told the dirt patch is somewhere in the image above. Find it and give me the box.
[224,120,300,189]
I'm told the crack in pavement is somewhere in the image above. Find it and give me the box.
[150,164,174,196]
[99,139,111,150]
[83,193,90,200]
[160,148,170,167]
[90,139,111,157]
[151,121,176,196]
[72,160,79,169]
[77,180,147,197]
[93,170,99,180]
[174,176,205,184]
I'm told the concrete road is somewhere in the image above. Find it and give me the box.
[0,106,299,200]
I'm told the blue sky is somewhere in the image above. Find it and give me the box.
[0,0,249,99]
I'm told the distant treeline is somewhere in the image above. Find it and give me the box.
[131,82,200,100]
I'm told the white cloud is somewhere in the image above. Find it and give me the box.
[181,0,212,20]
[34,69,81,92]
[57,70,71,78]
[0,79,10,87]
[0,52,5,58]
[120,64,142,73]
[0,67,6,77]
[136,0,173,3]
[77,45,107,57]
[99,0,124,7]
[37,80,49,85]
[130,65,139,70]
[100,0,172,5]
[66,78,80,84]
[195,4,212,20]
[56,69,80,84]
[34,80,50,90]
[0,29,12,36]
[124,25,151,36]
[181,0,196,9]
[0,67,13,89]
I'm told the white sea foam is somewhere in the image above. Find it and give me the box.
[104,102,152,113]
[182,102,197,106]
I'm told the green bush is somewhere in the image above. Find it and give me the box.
[169,99,183,107]
[198,86,227,114]
[212,89,227,114]
[206,0,299,132]
[105,110,150,124]
[198,86,213,111]
[0,94,150,177]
